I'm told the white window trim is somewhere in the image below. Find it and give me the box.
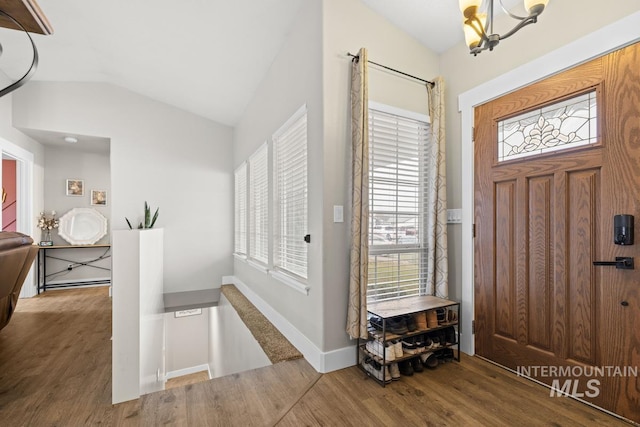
[248,142,269,266]
[367,101,430,302]
[272,104,309,282]
[369,101,430,124]
[269,269,310,295]
[234,162,248,256]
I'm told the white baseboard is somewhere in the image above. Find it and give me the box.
[229,276,356,373]
[166,364,211,380]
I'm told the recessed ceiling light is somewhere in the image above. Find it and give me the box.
[64,136,78,143]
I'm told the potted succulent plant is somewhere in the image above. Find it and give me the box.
[125,201,159,229]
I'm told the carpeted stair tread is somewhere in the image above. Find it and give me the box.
[221,284,303,364]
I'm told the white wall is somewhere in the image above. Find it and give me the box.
[44,145,111,243]
[11,82,234,293]
[165,309,210,375]
[208,295,271,378]
[232,0,325,349]
[41,145,111,283]
[112,228,165,403]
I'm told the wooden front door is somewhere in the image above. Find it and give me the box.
[474,42,640,422]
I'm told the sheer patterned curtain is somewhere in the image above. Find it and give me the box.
[346,48,369,339]
[426,77,448,298]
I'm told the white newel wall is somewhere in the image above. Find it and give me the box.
[208,294,271,378]
[112,228,165,404]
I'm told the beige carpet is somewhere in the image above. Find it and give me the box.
[221,284,303,364]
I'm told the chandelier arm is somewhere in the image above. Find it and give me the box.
[0,9,39,98]
[498,16,538,41]
[468,16,488,41]
[498,0,529,20]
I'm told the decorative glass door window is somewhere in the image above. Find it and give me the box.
[498,90,597,162]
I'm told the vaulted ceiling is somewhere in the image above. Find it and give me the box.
[0,0,522,127]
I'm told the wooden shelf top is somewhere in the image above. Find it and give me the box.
[0,0,52,35]
[368,295,458,319]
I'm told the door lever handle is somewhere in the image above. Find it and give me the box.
[592,257,634,269]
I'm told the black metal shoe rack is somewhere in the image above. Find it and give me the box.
[357,295,461,387]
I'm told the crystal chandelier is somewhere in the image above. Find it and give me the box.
[459,0,549,55]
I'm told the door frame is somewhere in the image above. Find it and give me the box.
[1,137,36,298]
[458,12,640,356]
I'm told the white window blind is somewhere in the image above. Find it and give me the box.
[273,107,308,280]
[249,144,269,264]
[234,163,247,255]
[367,104,430,303]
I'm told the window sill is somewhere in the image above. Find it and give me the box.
[269,270,309,296]
[233,253,247,262]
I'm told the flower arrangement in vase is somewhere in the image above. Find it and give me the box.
[37,211,59,246]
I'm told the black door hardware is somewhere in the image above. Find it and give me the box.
[592,257,634,270]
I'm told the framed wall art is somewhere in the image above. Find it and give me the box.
[66,179,84,196]
[91,190,107,206]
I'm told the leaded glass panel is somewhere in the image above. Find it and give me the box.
[498,90,597,162]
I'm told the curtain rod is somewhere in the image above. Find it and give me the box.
[347,52,435,86]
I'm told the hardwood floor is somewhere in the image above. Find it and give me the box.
[165,371,210,390]
[0,287,632,426]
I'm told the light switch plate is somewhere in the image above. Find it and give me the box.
[333,205,344,223]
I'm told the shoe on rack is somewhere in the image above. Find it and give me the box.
[404,314,418,332]
[362,356,376,377]
[383,365,392,382]
[447,310,458,323]
[414,312,428,330]
[365,340,395,361]
[426,310,438,328]
[363,357,392,383]
[386,317,409,335]
[437,348,455,363]
[412,335,426,352]
[382,342,395,361]
[389,362,401,380]
[401,339,420,355]
[422,337,434,350]
[369,316,383,331]
[444,327,457,345]
[410,357,424,373]
[398,360,414,376]
[429,334,441,348]
[391,340,404,358]
[436,308,446,325]
[420,352,439,369]
[365,340,379,357]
